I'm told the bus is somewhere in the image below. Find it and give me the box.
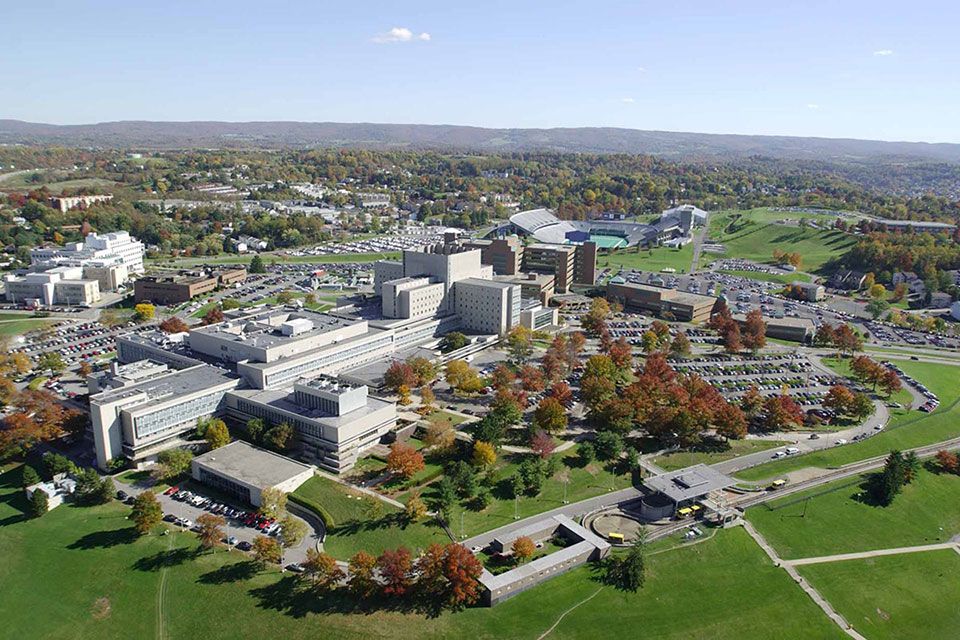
[608,532,624,543]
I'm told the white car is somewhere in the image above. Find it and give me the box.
[772,451,787,459]
[784,447,800,455]
[835,438,848,445]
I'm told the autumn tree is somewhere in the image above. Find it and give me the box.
[424,420,456,452]
[518,364,546,393]
[529,429,556,459]
[763,394,805,431]
[202,306,225,325]
[935,450,959,474]
[159,316,190,334]
[196,513,226,550]
[512,536,535,563]
[302,548,344,592]
[506,325,534,362]
[131,491,163,535]
[489,363,516,392]
[471,440,497,468]
[419,384,436,412]
[581,297,611,336]
[879,369,902,398]
[823,384,857,417]
[533,396,568,434]
[406,356,438,386]
[347,550,379,597]
[384,361,417,393]
[741,309,767,353]
[549,381,573,406]
[252,535,282,566]
[405,492,428,522]
[670,332,692,358]
[154,448,194,481]
[714,402,748,440]
[258,487,288,519]
[386,442,425,480]
[204,418,230,449]
[134,303,155,322]
[377,547,414,597]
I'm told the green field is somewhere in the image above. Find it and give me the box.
[0,465,843,640]
[292,475,449,559]
[747,466,960,559]
[0,313,57,336]
[598,243,694,274]
[0,170,116,192]
[798,550,960,640]
[736,360,960,482]
[653,439,788,472]
[704,209,855,273]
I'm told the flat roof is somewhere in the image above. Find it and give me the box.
[192,307,356,349]
[643,464,735,503]
[193,440,313,489]
[457,277,516,290]
[92,364,237,405]
[733,313,816,330]
[229,386,394,427]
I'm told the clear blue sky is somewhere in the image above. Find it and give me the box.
[4,0,959,142]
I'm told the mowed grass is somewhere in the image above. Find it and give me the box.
[747,466,960,559]
[653,439,789,472]
[0,313,57,336]
[704,208,854,273]
[736,360,960,482]
[0,467,842,640]
[598,243,694,274]
[292,474,449,559]
[798,550,960,640]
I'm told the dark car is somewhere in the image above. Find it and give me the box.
[116,490,129,501]
[236,541,253,552]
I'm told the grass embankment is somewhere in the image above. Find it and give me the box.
[736,360,960,482]
[704,208,855,273]
[0,313,57,336]
[798,551,960,640]
[747,464,960,559]
[653,439,788,472]
[0,465,843,640]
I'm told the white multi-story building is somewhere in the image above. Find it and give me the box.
[30,231,145,276]
[3,266,101,306]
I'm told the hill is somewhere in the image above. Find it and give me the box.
[2,119,960,163]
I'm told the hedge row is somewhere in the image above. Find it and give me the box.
[287,493,335,530]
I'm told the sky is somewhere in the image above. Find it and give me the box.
[4,0,959,142]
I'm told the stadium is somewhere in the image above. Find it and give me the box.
[499,208,661,248]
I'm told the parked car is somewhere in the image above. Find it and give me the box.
[236,541,253,552]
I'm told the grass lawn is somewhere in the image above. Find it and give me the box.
[736,360,960,482]
[653,439,789,472]
[292,474,449,559]
[704,208,854,273]
[0,313,57,336]
[0,465,842,640]
[747,466,960,559]
[798,550,960,640]
[717,269,812,285]
[423,409,469,429]
[598,243,693,274]
[441,449,635,539]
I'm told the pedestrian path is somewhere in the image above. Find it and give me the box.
[786,541,960,566]
[741,521,866,640]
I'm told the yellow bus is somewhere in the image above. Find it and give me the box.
[608,532,624,542]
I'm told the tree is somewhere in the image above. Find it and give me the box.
[890,282,908,302]
[30,487,49,517]
[386,442,425,480]
[397,384,412,406]
[418,384,436,413]
[670,332,692,358]
[529,430,556,459]
[347,551,378,597]
[549,381,573,406]
[489,388,523,424]
[258,487,288,519]
[763,394,805,431]
[252,535,282,566]
[862,272,876,290]
[196,513,226,550]
[869,283,887,299]
[249,254,266,273]
[605,535,647,592]
[741,309,767,353]
[640,330,660,354]
[37,351,66,373]
[279,515,308,548]
[405,492,428,522]
[439,332,469,353]
[21,465,41,487]
[471,440,497,468]
[131,491,162,535]
[595,431,624,461]
[302,548,344,592]
[579,441,596,463]
[154,448,194,481]
[264,423,294,452]
[870,450,911,506]
[813,323,837,348]
[850,393,874,420]
[506,325,533,362]
[202,306,225,325]
[516,457,549,496]
[518,364,546,393]
[935,450,959,474]
[221,298,241,310]
[879,369,902,397]
[425,420,456,451]
[833,324,863,354]
[582,297,611,336]
[43,452,76,478]
[445,360,482,393]
[533,397,568,434]
[74,468,113,505]
[406,356,437,386]
[438,543,484,609]
[77,360,93,377]
[608,337,633,374]
[246,417,266,443]
[489,363,516,392]
[276,290,297,305]
[377,547,414,597]
[384,361,417,393]
[823,385,857,417]
[204,418,230,449]
[512,536,535,563]
[134,303,155,322]
[714,402,748,440]
[159,316,189,334]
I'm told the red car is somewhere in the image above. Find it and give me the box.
[164,486,179,496]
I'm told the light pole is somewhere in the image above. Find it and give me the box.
[514,495,519,520]
[460,511,465,539]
